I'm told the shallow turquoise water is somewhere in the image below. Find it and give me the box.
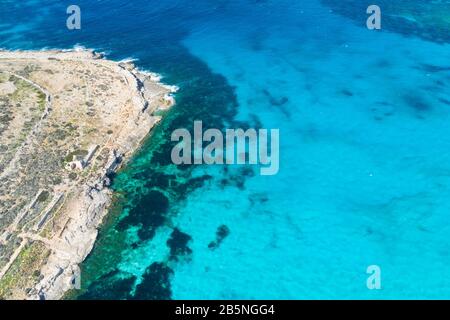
[2,0,450,299]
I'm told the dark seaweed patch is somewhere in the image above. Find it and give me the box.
[131,242,139,249]
[262,89,289,106]
[78,263,173,300]
[249,193,269,206]
[117,190,169,241]
[418,64,450,73]
[143,172,172,189]
[231,175,245,190]
[341,89,354,97]
[208,225,231,250]
[438,97,450,106]
[133,263,173,300]
[78,269,136,300]
[219,166,254,190]
[241,166,255,178]
[247,29,268,52]
[217,225,230,240]
[375,59,391,68]
[208,242,216,250]
[248,114,263,130]
[403,94,432,113]
[187,175,213,190]
[220,178,230,188]
[370,103,394,121]
[261,89,291,117]
[167,228,193,261]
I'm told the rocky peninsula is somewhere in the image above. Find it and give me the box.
[0,49,177,299]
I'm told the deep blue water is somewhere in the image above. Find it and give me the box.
[2,0,450,299]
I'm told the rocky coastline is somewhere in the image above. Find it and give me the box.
[0,49,177,300]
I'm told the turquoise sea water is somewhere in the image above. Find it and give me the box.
[2,0,450,299]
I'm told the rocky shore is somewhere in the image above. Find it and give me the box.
[0,49,177,299]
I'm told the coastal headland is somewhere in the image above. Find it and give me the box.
[0,49,177,299]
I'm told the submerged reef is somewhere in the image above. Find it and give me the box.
[321,0,450,43]
[208,225,231,250]
[167,228,193,261]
